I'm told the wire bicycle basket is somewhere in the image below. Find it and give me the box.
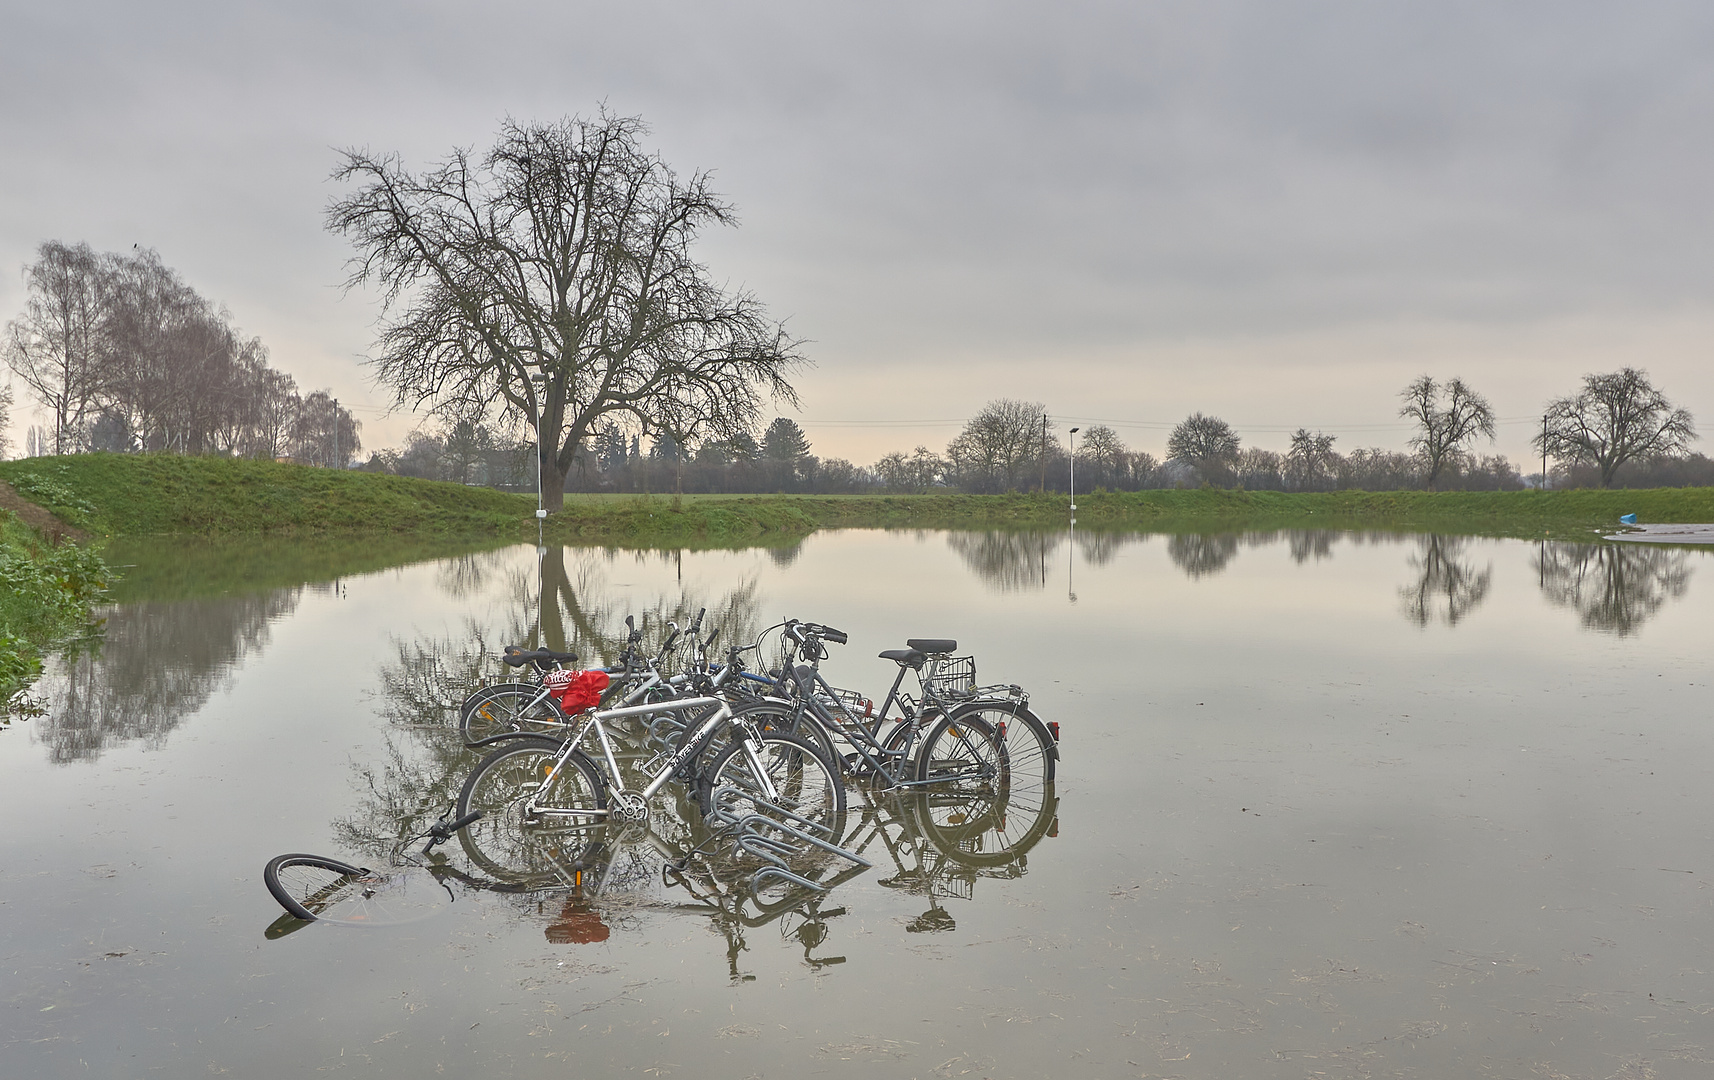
[925,656,977,698]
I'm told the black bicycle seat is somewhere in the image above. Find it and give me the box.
[904,638,957,655]
[878,648,926,669]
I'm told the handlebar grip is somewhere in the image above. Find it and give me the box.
[822,626,848,645]
[443,810,484,833]
[690,607,706,632]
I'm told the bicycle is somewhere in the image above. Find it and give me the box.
[726,621,1058,800]
[460,614,700,744]
[453,686,848,886]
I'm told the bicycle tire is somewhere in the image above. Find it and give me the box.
[265,853,366,921]
[948,701,1056,790]
[455,737,608,884]
[706,731,847,844]
[913,782,1060,868]
[460,683,569,743]
[263,854,453,926]
[726,699,842,777]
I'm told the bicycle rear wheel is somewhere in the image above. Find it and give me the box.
[460,683,568,743]
[456,737,608,884]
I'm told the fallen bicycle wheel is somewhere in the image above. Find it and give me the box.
[263,854,451,927]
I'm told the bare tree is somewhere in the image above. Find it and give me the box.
[290,390,361,467]
[1398,375,1494,489]
[1076,424,1128,490]
[1166,412,1240,485]
[3,241,111,453]
[1536,368,1696,487]
[945,399,1049,493]
[1284,428,1339,491]
[327,112,805,512]
[0,381,11,458]
[875,445,944,492]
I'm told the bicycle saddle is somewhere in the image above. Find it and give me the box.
[878,648,926,669]
[904,638,957,655]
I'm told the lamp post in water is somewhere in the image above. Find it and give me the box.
[531,373,549,521]
[1068,427,1079,517]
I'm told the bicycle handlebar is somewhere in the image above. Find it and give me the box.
[420,809,485,855]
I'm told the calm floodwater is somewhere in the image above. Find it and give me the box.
[5,528,1714,1078]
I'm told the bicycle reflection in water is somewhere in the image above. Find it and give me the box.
[264,766,1058,978]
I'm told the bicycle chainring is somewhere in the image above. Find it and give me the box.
[611,790,650,825]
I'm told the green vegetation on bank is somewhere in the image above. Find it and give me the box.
[0,511,110,712]
[4,453,1713,547]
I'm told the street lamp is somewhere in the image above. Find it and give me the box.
[1068,427,1079,516]
[530,373,548,520]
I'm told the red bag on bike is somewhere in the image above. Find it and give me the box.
[543,669,609,712]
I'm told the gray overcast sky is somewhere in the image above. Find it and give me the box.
[4,0,1713,466]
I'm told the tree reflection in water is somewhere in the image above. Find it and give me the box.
[947,531,1064,593]
[33,587,306,764]
[947,529,1144,592]
[1399,535,1492,627]
[1167,532,1242,579]
[1533,542,1692,636]
[1286,529,1338,565]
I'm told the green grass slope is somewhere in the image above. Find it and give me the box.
[3,453,1711,543]
[0,454,532,535]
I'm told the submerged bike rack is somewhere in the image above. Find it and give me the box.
[705,785,871,895]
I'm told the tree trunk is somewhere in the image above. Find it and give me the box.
[544,451,569,511]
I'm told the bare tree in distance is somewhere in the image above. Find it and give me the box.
[1399,375,1495,489]
[874,446,944,492]
[1166,412,1240,485]
[1284,429,1339,491]
[327,112,805,512]
[946,399,1049,493]
[1536,368,1696,488]
[3,241,109,454]
[1076,424,1129,490]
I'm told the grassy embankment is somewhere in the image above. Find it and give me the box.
[5,453,1714,547]
[0,510,108,713]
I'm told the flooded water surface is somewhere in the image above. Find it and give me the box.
[5,528,1714,1078]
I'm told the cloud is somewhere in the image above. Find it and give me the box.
[4,0,1712,462]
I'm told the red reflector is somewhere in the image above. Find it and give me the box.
[1047,721,1060,741]
[997,720,1007,739]
[1048,816,1059,838]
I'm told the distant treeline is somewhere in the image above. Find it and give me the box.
[3,242,359,465]
[364,398,1714,495]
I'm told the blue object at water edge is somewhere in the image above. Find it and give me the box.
[1620,513,1638,525]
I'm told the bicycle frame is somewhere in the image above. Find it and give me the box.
[524,695,781,822]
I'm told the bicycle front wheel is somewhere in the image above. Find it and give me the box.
[263,854,452,926]
[456,737,608,883]
[460,683,568,743]
[726,699,842,778]
[706,732,846,843]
